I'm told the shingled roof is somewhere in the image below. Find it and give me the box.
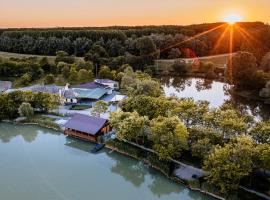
[64,114,107,135]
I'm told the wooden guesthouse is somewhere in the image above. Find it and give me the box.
[64,114,110,142]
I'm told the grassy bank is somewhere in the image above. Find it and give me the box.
[18,115,62,131]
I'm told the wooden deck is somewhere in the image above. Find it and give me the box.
[64,129,97,142]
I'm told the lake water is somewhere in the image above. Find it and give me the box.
[161,77,270,121]
[0,123,214,200]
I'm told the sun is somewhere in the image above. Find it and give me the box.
[223,13,243,25]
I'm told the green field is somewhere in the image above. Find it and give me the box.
[0,51,84,65]
[155,53,236,72]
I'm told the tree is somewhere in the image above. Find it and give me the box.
[122,95,173,120]
[55,51,75,64]
[173,98,209,127]
[189,127,223,160]
[136,36,157,56]
[78,69,93,83]
[109,110,149,143]
[215,109,248,138]
[136,36,159,65]
[0,94,11,121]
[203,136,254,193]
[68,67,78,83]
[120,66,136,93]
[44,74,55,84]
[261,52,270,72]
[132,79,163,97]
[39,57,52,73]
[149,116,189,160]
[191,138,213,159]
[254,144,270,171]
[61,65,70,79]
[32,92,60,112]
[92,100,108,117]
[17,73,32,86]
[250,121,270,144]
[18,102,34,118]
[230,52,258,89]
[168,48,181,59]
[98,66,113,79]
[171,60,190,75]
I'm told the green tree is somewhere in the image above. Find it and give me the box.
[250,121,270,144]
[254,144,270,171]
[171,60,189,75]
[61,65,70,79]
[132,79,163,97]
[98,65,113,79]
[216,109,248,138]
[109,110,149,143]
[0,94,10,121]
[149,116,189,160]
[18,102,34,118]
[32,92,60,112]
[92,100,108,117]
[136,36,157,56]
[18,73,32,86]
[55,51,75,64]
[173,99,209,127]
[78,69,93,83]
[44,74,55,84]
[203,136,254,193]
[122,95,173,120]
[68,67,78,83]
[231,52,258,89]
[191,138,213,159]
[39,57,52,73]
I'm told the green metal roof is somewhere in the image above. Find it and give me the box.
[72,88,108,100]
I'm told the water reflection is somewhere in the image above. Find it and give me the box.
[0,123,60,143]
[148,170,182,197]
[108,152,147,187]
[161,76,270,120]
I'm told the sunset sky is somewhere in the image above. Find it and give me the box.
[1,0,270,28]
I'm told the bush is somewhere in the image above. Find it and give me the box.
[44,74,55,84]
[171,60,190,74]
[18,102,34,118]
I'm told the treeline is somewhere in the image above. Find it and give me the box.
[1,22,270,60]
[110,67,270,197]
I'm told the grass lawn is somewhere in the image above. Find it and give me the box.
[69,105,92,110]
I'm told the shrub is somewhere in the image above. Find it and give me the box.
[44,74,55,84]
[18,102,34,118]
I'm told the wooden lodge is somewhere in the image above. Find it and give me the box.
[64,114,110,142]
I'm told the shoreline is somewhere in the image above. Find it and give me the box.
[105,143,225,200]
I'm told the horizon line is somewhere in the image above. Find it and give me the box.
[0,21,266,29]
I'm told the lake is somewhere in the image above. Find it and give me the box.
[0,123,214,200]
[161,76,270,121]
